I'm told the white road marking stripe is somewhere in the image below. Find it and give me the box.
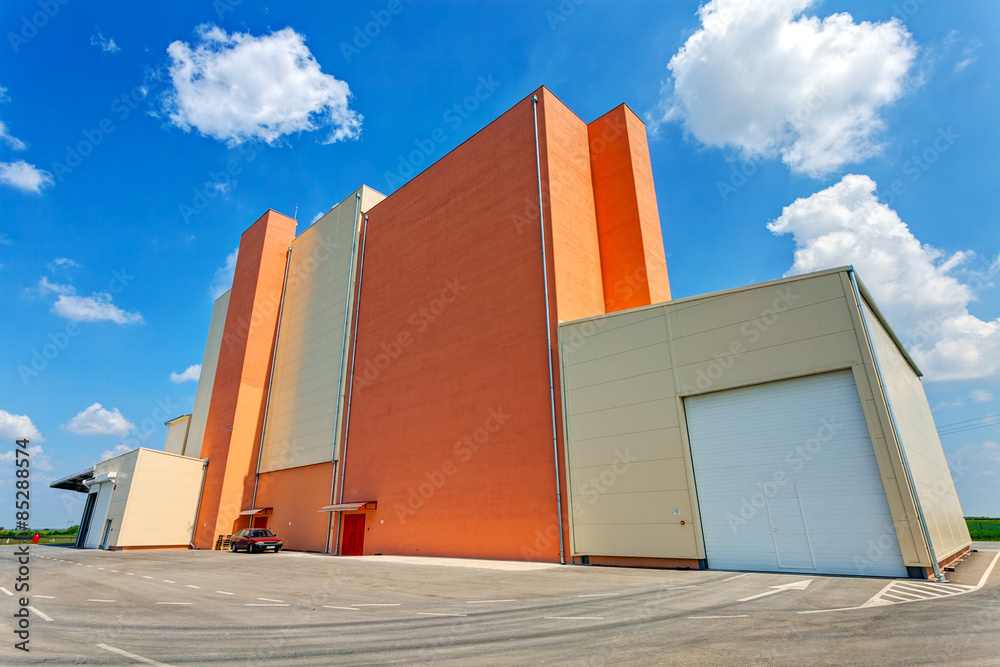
[544,616,604,620]
[578,593,619,598]
[110,569,119,573]
[667,586,697,590]
[323,606,359,610]
[688,615,749,619]
[186,585,201,589]
[155,602,192,605]
[354,603,402,606]
[126,573,135,576]
[87,599,116,602]
[466,599,516,604]
[893,585,952,598]
[0,587,12,596]
[416,612,467,617]
[97,567,105,570]
[142,575,154,579]
[721,573,752,582]
[215,591,233,595]
[257,597,284,602]
[28,606,53,622]
[97,643,175,667]
[881,593,919,602]
[163,580,175,584]
[35,595,55,599]
[246,603,289,607]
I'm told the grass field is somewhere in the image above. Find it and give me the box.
[966,518,1000,541]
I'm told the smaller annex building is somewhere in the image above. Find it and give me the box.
[51,448,206,550]
[559,267,971,579]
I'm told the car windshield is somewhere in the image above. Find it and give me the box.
[249,530,274,538]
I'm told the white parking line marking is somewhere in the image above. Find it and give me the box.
[246,603,290,607]
[163,580,176,584]
[142,576,154,579]
[28,606,53,622]
[466,599,516,604]
[257,597,284,602]
[216,591,234,595]
[667,586,698,590]
[110,569,119,573]
[86,565,93,567]
[97,643,175,667]
[416,612,468,617]
[186,585,201,589]
[544,616,604,621]
[0,587,12,596]
[126,573,135,576]
[87,599,116,603]
[97,567,105,570]
[155,602,192,605]
[688,615,750,619]
[722,573,751,582]
[578,593,619,598]
[354,603,402,606]
[323,606,359,611]
[35,595,55,599]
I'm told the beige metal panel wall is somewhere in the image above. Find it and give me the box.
[859,297,971,561]
[164,415,191,456]
[185,291,230,459]
[560,269,934,564]
[98,450,139,549]
[258,187,385,473]
[115,449,207,547]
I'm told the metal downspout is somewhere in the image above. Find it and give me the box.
[251,247,294,513]
[849,268,946,582]
[190,458,210,549]
[326,193,362,554]
[334,212,370,556]
[531,93,566,565]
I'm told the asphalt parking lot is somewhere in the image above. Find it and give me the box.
[1,543,998,665]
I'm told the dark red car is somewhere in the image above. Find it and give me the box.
[230,528,283,553]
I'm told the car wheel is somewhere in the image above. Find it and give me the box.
[230,543,237,552]
[247,543,253,553]
[274,547,281,553]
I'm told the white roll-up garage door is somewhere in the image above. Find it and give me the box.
[685,370,907,577]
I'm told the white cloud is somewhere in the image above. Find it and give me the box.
[0,120,26,151]
[0,409,44,442]
[656,0,917,177]
[52,292,144,324]
[768,174,1000,382]
[64,403,135,437]
[100,444,132,462]
[0,443,53,471]
[169,364,201,383]
[0,160,54,193]
[210,247,238,299]
[90,28,120,53]
[310,211,324,224]
[970,390,993,403]
[162,25,361,145]
[49,257,82,270]
[36,276,76,297]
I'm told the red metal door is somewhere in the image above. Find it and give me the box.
[342,514,365,556]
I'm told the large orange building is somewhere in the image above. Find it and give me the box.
[135,87,970,580]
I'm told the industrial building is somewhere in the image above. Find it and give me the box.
[54,87,970,578]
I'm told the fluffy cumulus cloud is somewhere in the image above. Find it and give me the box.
[169,364,201,383]
[0,409,44,442]
[0,160,54,193]
[769,174,1000,381]
[64,403,135,437]
[100,444,132,462]
[210,247,238,299]
[657,0,917,177]
[162,25,361,145]
[52,292,143,324]
[90,28,120,53]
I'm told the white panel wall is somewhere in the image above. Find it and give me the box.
[164,416,191,456]
[259,186,385,473]
[860,298,971,561]
[185,291,230,459]
[116,449,206,547]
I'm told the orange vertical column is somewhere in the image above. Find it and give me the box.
[194,209,297,549]
[588,105,671,312]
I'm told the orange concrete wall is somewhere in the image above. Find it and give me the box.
[339,89,586,561]
[254,462,333,553]
[194,210,297,548]
[535,92,606,323]
[589,105,671,311]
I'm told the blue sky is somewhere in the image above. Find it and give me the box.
[1,0,997,528]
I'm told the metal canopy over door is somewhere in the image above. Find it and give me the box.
[342,514,365,556]
[685,370,907,577]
